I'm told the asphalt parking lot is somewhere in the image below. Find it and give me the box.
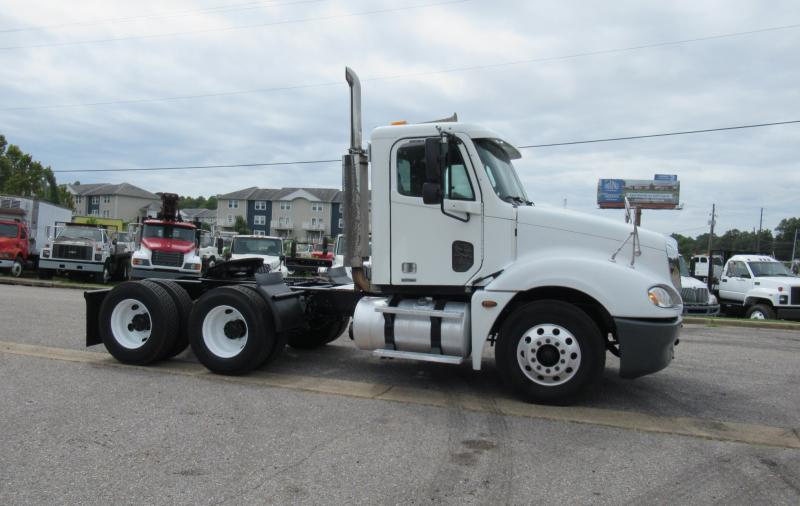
[1,284,799,505]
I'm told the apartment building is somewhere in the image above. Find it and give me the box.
[216,187,342,242]
[180,208,217,227]
[68,183,161,223]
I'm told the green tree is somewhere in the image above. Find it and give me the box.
[205,196,217,210]
[0,134,70,207]
[774,217,800,260]
[233,215,250,235]
[670,233,695,256]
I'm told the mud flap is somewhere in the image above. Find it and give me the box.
[85,289,111,346]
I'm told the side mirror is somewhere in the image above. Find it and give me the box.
[422,182,442,205]
[216,238,223,254]
[425,137,444,183]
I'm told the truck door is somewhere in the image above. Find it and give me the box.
[390,136,482,286]
[719,261,750,302]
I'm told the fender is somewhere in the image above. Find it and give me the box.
[744,288,778,307]
[468,255,682,370]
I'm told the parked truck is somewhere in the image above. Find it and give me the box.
[130,193,203,280]
[678,255,719,316]
[0,196,73,277]
[227,235,289,276]
[84,68,682,403]
[39,222,132,283]
[715,254,800,320]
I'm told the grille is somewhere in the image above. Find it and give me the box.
[53,244,92,260]
[151,250,182,267]
[681,287,709,304]
[792,287,800,305]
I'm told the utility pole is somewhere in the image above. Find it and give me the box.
[756,207,763,253]
[791,228,798,263]
[706,203,716,292]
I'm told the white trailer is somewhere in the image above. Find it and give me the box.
[83,68,682,404]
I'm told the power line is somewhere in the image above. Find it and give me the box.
[52,118,800,174]
[0,0,322,34]
[0,0,471,51]
[4,21,798,112]
[517,120,800,148]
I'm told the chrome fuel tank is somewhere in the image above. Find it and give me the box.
[352,296,470,357]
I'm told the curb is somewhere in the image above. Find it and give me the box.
[683,316,800,331]
[0,277,105,291]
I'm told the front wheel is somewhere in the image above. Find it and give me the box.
[496,300,606,405]
[746,303,775,320]
[10,257,24,277]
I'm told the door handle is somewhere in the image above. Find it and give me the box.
[443,200,481,215]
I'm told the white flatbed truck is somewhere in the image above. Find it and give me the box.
[83,68,683,403]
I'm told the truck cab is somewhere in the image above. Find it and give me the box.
[0,220,29,277]
[717,254,800,319]
[40,223,122,283]
[228,235,288,276]
[678,255,719,316]
[131,220,202,279]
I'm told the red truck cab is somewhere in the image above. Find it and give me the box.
[0,219,30,277]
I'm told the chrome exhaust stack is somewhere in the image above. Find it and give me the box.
[343,67,371,292]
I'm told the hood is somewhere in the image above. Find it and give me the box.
[751,276,800,288]
[230,253,280,266]
[516,205,666,250]
[141,237,195,254]
[681,276,708,289]
[0,236,22,249]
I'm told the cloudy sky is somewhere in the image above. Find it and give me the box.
[1,0,798,237]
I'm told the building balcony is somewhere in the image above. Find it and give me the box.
[270,220,292,230]
[302,221,326,231]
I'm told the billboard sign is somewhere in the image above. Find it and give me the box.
[597,176,680,209]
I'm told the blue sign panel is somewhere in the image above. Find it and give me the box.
[654,174,678,181]
[597,179,625,204]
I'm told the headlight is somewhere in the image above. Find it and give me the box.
[648,286,678,308]
[41,250,50,258]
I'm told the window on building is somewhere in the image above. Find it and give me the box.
[91,197,99,204]
[75,196,82,204]
[254,201,267,210]
[226,215,233,224]
[254,215,266,225]
[254,230,266,237]
[338,218,343,229]
[102,210,109,218]
[228,200,238,209]
[311,202,323,212]
[280,201,291,211]
[103,195,111,204]
[91,210,99,216]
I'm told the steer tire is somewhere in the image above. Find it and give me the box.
[143,279,193,359]
[98,281,179,365]
[287,316,349,349]
[188,285,276,375]
[745,303,775,320]
[496,300,605,405]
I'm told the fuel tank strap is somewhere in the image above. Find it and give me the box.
[429,299,448,354]
[383,295,401,350]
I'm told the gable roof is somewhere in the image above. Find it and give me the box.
[70,183,159,200]
[218,187,260,200]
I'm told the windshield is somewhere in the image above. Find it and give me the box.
[748,261,794,277]
[232,237,282,256]
[143,224,196,242]
[0,223,18,238]
[474,139,529,204]
[116,232,130,242]
[57,226,103,242]
[678,256,690,277]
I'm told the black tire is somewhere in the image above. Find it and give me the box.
[287,316,349,349]
[188,285,277,375]
[38,269,54,279]
[238,285,287,367]
[746,303,775,320]
[143,279,193,358]
[98,281,179,365]
[496,300,606,405]
[11,257,24,277]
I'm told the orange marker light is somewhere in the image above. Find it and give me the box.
[390,120,407,125]
[482,300,498,308]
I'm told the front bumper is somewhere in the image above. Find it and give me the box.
[615,317,681,379]
[39,259,103,272]
[683,303,720,316]
[131,267,200,280]
[0,259,15,268]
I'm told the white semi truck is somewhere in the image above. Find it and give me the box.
[83,68,682,403]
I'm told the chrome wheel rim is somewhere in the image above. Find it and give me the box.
[749,310,766,320]
[11,261,22,277]
[516,324,581,386]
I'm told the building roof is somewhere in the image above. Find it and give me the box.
[181,208,216,219]
[219,187,342,203]
[69,183,159,200]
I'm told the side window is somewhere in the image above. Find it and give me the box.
[397,142,426,197]
[725,262,735,277]
[20,227,26,239]
[444,147,474,201]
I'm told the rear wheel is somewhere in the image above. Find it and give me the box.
[143,279,193,358]
[188,285,277,374]
[98,281,179,364]
[287,315,349,349]
[496,300,605,405]
[746,303,775,320]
